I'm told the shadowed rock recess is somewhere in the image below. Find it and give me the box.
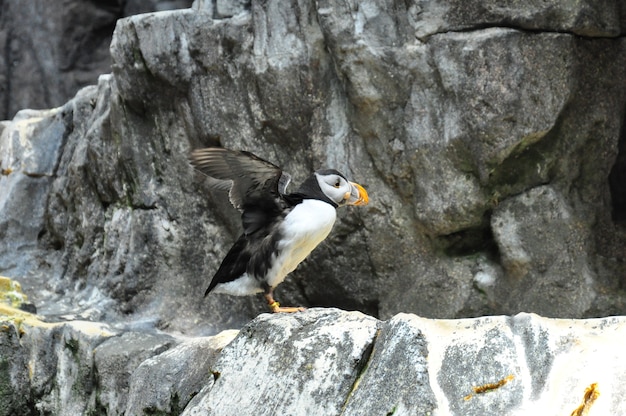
[1,0,626,414]
[0,0,194,120]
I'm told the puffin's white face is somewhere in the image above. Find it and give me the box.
[315,171,369,207]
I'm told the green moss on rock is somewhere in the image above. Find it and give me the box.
[0,276,31,310]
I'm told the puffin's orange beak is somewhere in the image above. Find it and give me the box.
[346,182,369,206]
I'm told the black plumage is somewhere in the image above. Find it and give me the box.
[190,147,369,313]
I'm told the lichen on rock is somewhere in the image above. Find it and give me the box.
[0,276,35,313]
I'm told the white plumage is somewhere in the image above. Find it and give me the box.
[189,147,368,313]
[212,200,337,295]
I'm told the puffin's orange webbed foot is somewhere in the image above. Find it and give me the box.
[265,294,306,313]
[268,301,306,313]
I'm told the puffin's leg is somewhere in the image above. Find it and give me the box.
[263,287,305,313]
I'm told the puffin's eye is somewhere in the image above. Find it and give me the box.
[333,180,341,188]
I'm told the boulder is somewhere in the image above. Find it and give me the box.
[491,186,596,316]
[408,0,624,39]
[0,304,117,416]
[4,307,624,415]
[124,330,238,415]
[0,301,235,416]
[180,309,626,416]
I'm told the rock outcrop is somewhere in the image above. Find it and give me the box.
[1,0,625,333]
[1,1,626,414]
[2,306,624,415]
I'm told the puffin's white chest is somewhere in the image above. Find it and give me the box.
[212,199,337,296]
[266,199,337,287]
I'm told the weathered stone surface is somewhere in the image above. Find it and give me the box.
[0,314,117,416]
[3,306,626,415]
[341,314,436,416]
[408,0,624,39]
[0,0,193,120]
[94,331,177,415]
[0,0,625,355]
[124,330,237,416]
[491,186,595,316]
[183,309,379,416]
[181,309,626,416]
[0,304,234,416]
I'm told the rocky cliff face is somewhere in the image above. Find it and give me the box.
[1,0,625,332]
[1,0,626,414]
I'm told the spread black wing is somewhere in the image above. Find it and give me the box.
[189,147,291,212]
[189,148,298,294]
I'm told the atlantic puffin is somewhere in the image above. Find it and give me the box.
[189,147,369,313]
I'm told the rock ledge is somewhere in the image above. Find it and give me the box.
[2,307,624,415]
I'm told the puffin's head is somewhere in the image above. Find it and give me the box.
[314,169,369,207]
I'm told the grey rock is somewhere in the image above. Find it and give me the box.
[0,0,194,120]
[0,0,625,333]
[214,0,250,18]
[94,331,177,415]
[3,304,626,415]
[0,317,34,415]
[341,314,437,416]
[182,309,380,416]
[408,0,623,39]
[14,320,117,416]
[428,29,572,186]
[180,309,626,416]
[0,307,234,416]
[125,330,238,416]
[0,107,67,278]
[491,186,595,316]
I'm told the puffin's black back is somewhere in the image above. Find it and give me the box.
[191,148,338,295]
